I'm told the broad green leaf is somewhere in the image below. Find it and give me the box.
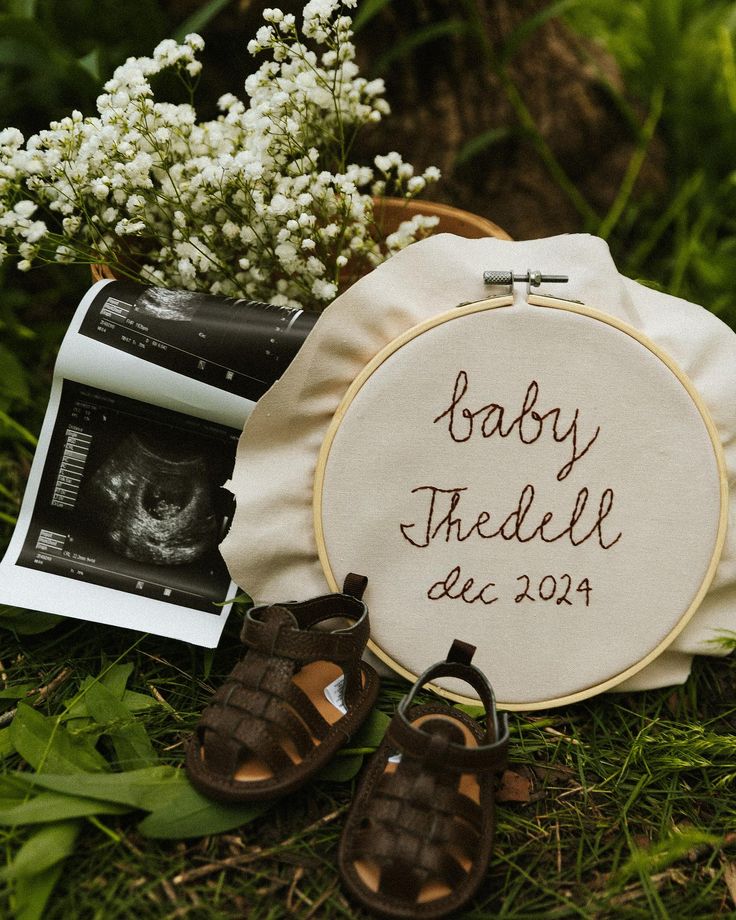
[120,690,161,713]
[0,683,35,699]
[0,791,130,825]
[63,662,134,719]
[0,606,61,635]
[0,819,80,880]
[0,774,28,797]
[317,754,364,783]
[85,680,157,769]
[10,704,109,774]
[351,708,390,749]
[15,862,64,920]
[0,728,16,761]
[9,766,180,809]
[137,781,271,839]
[456,703,485,718]
[332,710,390,777]
[100,662,134,699]
[172,0,231,43]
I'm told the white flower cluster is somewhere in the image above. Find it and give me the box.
[0,5,439,307]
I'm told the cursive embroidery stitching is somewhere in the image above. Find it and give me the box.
[400,484,622,550]
[433,371,601,481]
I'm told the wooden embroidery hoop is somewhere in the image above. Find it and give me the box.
[313,292,729,709]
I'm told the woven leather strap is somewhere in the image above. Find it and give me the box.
[347,640,507,901]
[196,579,371,776]
[355,720,487,900]
[241,588,369,700]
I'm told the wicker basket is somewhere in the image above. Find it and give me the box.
[373,197,511,240]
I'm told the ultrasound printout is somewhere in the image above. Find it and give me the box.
[0,278,315,645]
[15,381,238,614]
[78,281,317,401]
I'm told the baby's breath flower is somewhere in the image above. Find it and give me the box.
[311,277,337,300]
[91,180,109,200]
[13,200,35,219]
[115,217,146,236]
[0,6,438,306]
[54,245,74,263]
[25,221,47,243]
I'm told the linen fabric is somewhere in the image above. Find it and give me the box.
[220,233,736,698]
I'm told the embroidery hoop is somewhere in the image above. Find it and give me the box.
[313,292,729,710]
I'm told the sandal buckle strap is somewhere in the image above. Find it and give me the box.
[446,638,476,665]
[386,711,509,772]
[242,615,360,663]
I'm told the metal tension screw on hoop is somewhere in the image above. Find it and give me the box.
[483,269,569,295]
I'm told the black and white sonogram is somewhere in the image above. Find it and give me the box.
[16,381,238,613]
[84,431,219,565]
[134,287,199,322]
[79,280,317,401]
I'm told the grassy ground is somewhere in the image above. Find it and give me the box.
[2,1,736,917]
[1,612,736,918]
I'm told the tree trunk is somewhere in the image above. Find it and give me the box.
[351,0,666,240]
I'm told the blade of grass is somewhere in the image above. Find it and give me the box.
[501,0,584,64]
[455,126,514,167]
[354,0,392,32]
[0,409,37,446]
[598,84,665,239]
[172,0,232,43]
[372,19,469,74]
[1,819,81,880]
[626,171,703,273]
[459,0,599,228]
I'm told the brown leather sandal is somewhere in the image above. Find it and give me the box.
[185,574,379,802]
[338,639,509,919]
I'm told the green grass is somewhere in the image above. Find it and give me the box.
[1,613,736,918]
[564,0,736,328]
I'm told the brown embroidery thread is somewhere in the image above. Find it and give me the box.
[557,573,573,606]
[427,565,498,605]
[427,567,593,607]
[433,371,601,481]
[400,483,622,550]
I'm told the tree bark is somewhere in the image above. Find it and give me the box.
[350,0,666,240]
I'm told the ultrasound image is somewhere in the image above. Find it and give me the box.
[85,431,219,565]
[134,287,199,322]
[16,382,238,613]
[78,280,317,400]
